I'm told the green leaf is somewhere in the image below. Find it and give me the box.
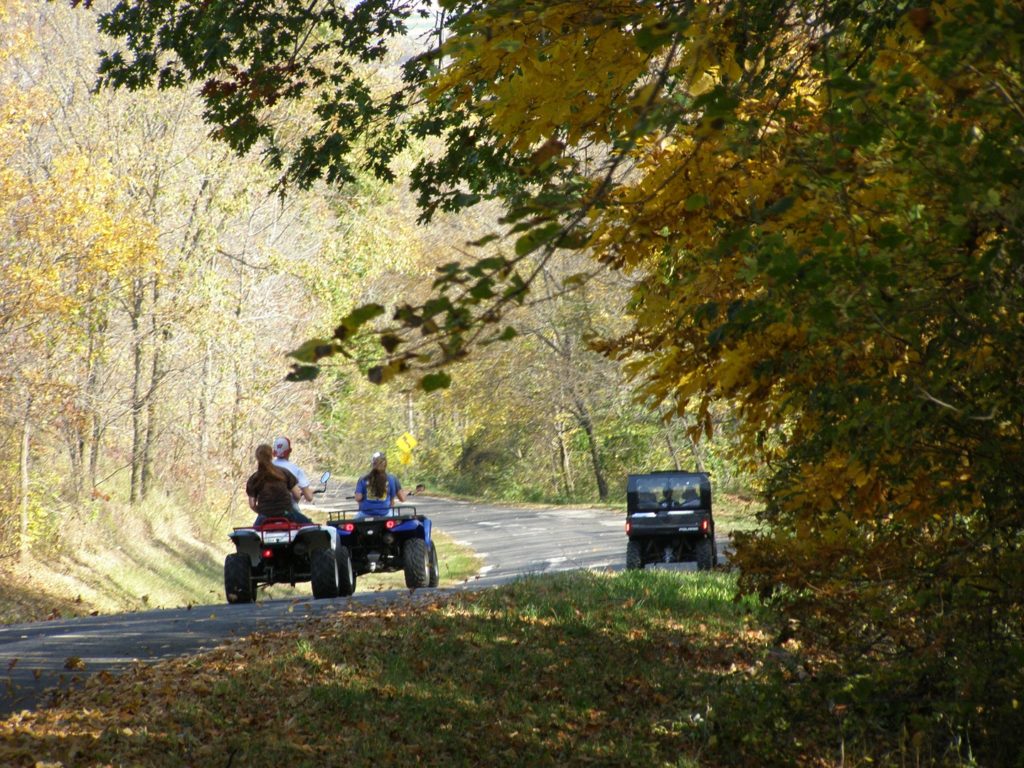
[423,296,453,319]
[635,23,673,54]
[289,338,333,363]
[514,222,563,256]
[421,371,452,391]
[286,364,319,382]
[469,277,494,299]
[684,194,707,212]
[761,196,795,219]
[381,333,401,353]
[341,303,385,331]
[468,233,500,247]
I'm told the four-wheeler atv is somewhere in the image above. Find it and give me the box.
[224,471,343,603]
[326,494,438,595]
[624,470,717,571]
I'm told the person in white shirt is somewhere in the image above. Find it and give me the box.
[272,436,314,521]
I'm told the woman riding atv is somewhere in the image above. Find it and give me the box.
[246,443,313,525]
[353,451,409,516]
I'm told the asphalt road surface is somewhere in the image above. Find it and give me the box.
[0,494,720,716]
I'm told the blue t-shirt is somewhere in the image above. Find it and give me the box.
[355,473,401,515]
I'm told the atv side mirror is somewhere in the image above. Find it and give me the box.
[320,471,331,484]
[414,483,426,494]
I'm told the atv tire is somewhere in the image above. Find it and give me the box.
[695,537,714,571]
[311,548,340,599]
[427,541,440,588]
[403,538,430,589]
[225,553,255,604]
[626,540,644,571]
[336,546,356,597]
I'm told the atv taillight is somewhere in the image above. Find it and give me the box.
[262,548,273,559]
[625,521,631,535]
[700,518,709,533]
[343,523,355,532]
[385,519,396,529]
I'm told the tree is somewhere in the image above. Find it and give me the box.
[87,1,1024,760]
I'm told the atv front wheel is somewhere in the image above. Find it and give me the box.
[336,546,356,597]
[626,540,644,571]
[225,553,255,604]
[311,548,340,599]
[695,537,714,571]
[427,541,440,588]
[403,538,430,589]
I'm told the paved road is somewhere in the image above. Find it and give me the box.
[0,494,719,716]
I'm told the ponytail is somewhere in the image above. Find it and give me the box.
[254,443,285,485]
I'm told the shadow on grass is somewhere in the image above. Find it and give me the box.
[1,570,809,768]
[0,571,84,624]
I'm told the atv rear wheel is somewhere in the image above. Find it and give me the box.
[311,548,340,599]
[336,546,356,597]
[403,538,430,589]
[427,541,440,588]
[225,553,255,604]
[695,537,714,571]
[626,540,644,571]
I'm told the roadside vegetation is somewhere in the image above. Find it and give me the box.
[2,568,955,768]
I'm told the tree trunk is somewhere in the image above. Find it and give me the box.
[556,421,574,499]
[65,420,84,503]
[199,338,212,500]
[665,430,682,471]
[19,394,32,563]
[129,279,146,504]
[572,393,608,501]
[141,279,163,498]
[688,432,707,473]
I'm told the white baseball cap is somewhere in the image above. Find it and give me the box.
[273,437,291,457]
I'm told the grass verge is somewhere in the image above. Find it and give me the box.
[0,570,805,767]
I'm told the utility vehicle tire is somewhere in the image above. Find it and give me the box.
[695,537,714,571]
[336,546,357,597]
[225,553,255,604]
[427,541,440,588]
[626,540,644,571]
[311,548,340,599]
[403,538,430,589]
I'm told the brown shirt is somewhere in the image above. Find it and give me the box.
[246,469,297,517]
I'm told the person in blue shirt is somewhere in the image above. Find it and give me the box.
[353,451,408,515]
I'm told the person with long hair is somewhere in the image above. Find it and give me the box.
[353,451,408,516]
[246,443,313,525]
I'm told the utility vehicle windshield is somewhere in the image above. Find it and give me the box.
[630,475,704,512]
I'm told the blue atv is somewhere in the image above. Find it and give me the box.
[326,494,438,595]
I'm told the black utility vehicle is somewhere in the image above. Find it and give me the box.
[625,471,716,571]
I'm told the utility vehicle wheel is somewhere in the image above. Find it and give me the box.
[626,540,644,571]
[336,546,357,597]
[403,538,430,589]
[427,541,440,588]
[225,553,255,604]
[311,548,340,599]
[695,537,714,571]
